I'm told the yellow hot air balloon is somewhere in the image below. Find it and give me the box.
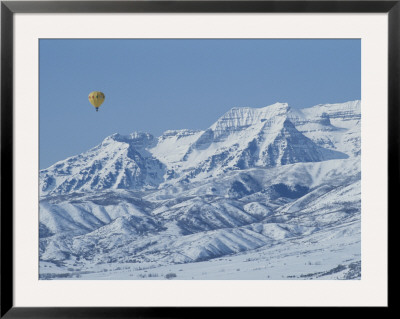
[88,91,105,112]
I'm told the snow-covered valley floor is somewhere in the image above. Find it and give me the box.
[40,219,360,280]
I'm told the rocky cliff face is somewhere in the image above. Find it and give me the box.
[174,103,347,178]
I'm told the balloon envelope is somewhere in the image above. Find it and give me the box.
[88,91,105,109]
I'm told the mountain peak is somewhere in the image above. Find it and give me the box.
[226,102,290,117]
[101,132,156,150]
[211,102,290,132]
[40,131,164,196]
[230,102,289,112]
[103,132,154,143]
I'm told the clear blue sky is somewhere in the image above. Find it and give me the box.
[39,39,360,169]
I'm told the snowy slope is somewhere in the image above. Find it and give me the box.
[289,100,361,155]
[150,102,348,183]
[39,100,361,280]
[40,132,166,196]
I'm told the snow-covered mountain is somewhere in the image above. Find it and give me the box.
[40,132,166,196]
[39,100,361,280]
[289,100,361,156]
[151,102,348,184]
[40,101,354,196]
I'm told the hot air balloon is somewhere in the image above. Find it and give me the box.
[88,91,105,112]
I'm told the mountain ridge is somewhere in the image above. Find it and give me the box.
[40,100,358,196]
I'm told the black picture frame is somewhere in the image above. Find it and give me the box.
[1,0,394,317]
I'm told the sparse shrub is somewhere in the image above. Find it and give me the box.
[165,273,177,279]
